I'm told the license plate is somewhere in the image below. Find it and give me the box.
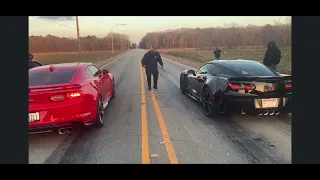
[29,112,40,122]
[262,98,278,108]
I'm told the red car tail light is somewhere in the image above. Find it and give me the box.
[50,90,83,102]
[50,95,65,101]
[66,91,83,99]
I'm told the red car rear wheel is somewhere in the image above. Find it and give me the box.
[93,96,104,128]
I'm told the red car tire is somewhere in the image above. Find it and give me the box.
[93,95,104,128]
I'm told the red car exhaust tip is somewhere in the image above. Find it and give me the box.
[58,128,66,135]
[66,127,73,134]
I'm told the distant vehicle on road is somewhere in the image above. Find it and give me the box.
[29,62,115,135]
[179,60,291,117]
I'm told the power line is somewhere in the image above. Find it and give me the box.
[96,16,108,27]
[95,16,113,33]
[30,16,76,30]
[31,16,97,37]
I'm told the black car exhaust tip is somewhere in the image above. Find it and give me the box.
[269,110,275,116]
[263,110,269,116]
[66,127,73,134]
[58,128,66,135]
[275,110,280,115]
[257,110,263,116]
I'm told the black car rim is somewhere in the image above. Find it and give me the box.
[203,89,212,114]
[98,99,104,123]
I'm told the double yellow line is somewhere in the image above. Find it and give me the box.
[139,59,178,164]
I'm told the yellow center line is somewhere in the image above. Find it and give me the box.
[150,84,179,164]
[139,58,150,164]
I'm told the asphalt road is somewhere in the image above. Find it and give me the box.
[29,49,291,164]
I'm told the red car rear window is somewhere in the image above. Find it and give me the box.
[29,69,76,86]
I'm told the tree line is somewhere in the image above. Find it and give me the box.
[138,23,291,49]
[29,32,135,53]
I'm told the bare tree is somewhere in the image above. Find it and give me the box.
[138,24,291,49]
[29,32,131,53]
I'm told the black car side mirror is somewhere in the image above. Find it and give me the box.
[187,69,196,76]
[103,69,109,75]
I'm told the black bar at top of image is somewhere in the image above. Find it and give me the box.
[0,16,29,164]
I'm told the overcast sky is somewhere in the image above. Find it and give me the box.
[29,16,290,44]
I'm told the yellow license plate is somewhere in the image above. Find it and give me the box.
[261,98,278,108]
[29,112,40,122]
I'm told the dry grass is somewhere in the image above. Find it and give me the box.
[33,50,127,67]
[158,48,291,74]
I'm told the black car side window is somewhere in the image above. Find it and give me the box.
[206,64,221,75]
[207,64,235,76]
[196,65,208,74]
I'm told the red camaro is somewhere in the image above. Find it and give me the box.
[28,63,115,135]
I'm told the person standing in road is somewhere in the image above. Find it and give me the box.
[141,45,163,90]
[213,47,221,60]
[263,41,281,71]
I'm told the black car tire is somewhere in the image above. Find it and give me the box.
[202,87,221,117]
[180,76,186,94]
[93,96,104,128]
[111,78,115,99]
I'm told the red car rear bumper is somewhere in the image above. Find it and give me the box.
[29,99,96,133]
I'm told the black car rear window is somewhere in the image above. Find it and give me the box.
[224,61,278,76]
[29,69,76,86]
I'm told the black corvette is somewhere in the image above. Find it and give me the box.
[180,60,292,117]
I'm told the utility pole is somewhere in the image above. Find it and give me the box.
[120,35,122,50]
[155,32,158,48]
[111,32,114,53]
[76,16,81,60]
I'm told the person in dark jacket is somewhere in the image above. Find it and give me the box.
[29,53,33,61]
[263,41,281,71]
[141,45,163,90]
[28,53,42,70]
[29,53,37,70]
[213,47,221,60]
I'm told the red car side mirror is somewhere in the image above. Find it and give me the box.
[103,69,109,75]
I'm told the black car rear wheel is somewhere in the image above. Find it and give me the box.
[202,87,220,117]
[180,76,186,94]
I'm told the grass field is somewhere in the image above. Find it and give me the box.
[33,50,127,67]
[158,48,291,74]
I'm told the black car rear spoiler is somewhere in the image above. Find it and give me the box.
[228,75,292,82]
